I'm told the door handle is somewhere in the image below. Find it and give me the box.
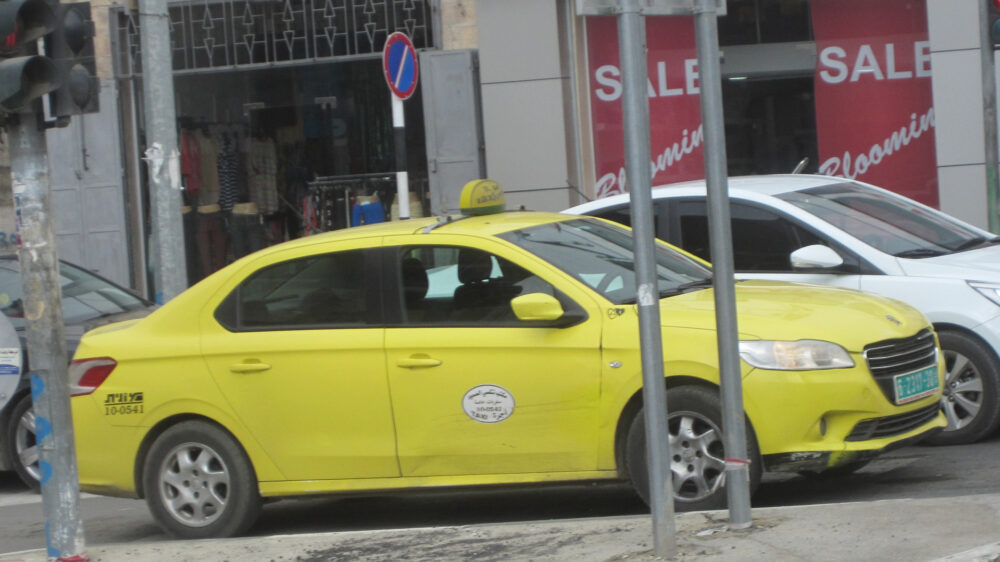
[396,355,442,369]
[229,361,272,373]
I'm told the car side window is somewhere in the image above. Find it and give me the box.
[397,246,557,325]
[218,249,371,330]
[676,200,822,272]
[591,201,672,241]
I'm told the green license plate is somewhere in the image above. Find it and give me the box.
[893,366,939,405]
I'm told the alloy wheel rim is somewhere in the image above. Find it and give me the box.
[667,411,726,502]
[940,350,983,432]
[14,407,41,482]
[158,442,231,527]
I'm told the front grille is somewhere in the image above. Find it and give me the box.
[845,403,941,441]
[863,329,938,403]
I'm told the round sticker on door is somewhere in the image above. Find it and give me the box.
[462,385,515,423]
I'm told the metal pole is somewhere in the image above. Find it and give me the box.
[617,0,676,557]
[8,113,86,560]
[140,0,188,303]
[694,0,752,528]
[393,95,410,219]
[980,0,1000,234]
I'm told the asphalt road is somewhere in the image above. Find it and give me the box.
[1,433,999,555]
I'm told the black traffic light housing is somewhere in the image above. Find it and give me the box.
[990,0,1000,47]
[0,0,60,113]
[45,1,98,116]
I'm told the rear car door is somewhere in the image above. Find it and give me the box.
[201,243,399,481]
[382,237,604,477]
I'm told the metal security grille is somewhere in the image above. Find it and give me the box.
[863,329,938,403]
[112,0,433,78]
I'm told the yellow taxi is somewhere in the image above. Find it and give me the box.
[70,181,945,539]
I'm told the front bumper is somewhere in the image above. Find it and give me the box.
[763,409,944,472]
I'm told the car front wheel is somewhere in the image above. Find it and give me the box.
[142,421,261,539]
[624,385,761,511]
[5,395,40,490]
[923,331,1000,445]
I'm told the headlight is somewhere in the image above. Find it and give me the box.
[969,281,1000,307]
[738,340,854,370]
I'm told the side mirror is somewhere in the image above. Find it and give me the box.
[511,293,564,322]
[790,245,844,270]
[511,292,585,326]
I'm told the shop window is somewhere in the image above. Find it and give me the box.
[218,249,372,330]
[397,246,557,325]
[719,0,812,46]
[676,200,822,272]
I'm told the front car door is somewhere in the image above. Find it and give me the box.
[667,198,864,289]
[200,242,399,481]
[382,235,604,477]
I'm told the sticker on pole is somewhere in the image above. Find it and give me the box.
[462,384,515,423]
[382,32,419,100]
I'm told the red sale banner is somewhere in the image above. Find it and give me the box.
[586,17,705,199]
[812,0,938,206]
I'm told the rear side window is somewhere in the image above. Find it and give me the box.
[216,249,374,331]
[676,200,822,272]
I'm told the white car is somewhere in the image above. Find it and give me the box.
[566,174,1000,445]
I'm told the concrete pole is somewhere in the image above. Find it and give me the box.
[616,0,676,557]
[980,0,999,234]
[8,113,86,560]
[139,0,187,303]
[694,0,752,528]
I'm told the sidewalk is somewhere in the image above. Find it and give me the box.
[3,493,1000,562]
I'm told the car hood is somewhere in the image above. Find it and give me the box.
[658,280,929,352]
[897,244,1000,282]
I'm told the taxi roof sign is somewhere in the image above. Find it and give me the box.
[459,179,505,216]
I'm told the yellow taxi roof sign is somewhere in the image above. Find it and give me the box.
[459,179,505,216]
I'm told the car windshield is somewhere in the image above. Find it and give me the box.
[776,182,992,258]
[0,259,149,329]
[498,218,713,305]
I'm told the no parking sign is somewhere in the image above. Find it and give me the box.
[382,32,419,100]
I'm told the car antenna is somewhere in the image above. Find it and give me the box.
[791,157,809,174]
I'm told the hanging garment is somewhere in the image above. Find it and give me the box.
[217,134,240,213]
[180,129,201,200]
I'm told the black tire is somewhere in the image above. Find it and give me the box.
[5,394,40,490]
[923,331,1000,446]
[142,421,261,539]
[624,385,762,512]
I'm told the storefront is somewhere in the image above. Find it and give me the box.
[111,0,434,286]
[582,0,940,207]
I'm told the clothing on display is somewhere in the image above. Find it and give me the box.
[351,194,385,226]
[229,202,266,260]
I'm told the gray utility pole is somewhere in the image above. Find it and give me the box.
[616,0,676,557]
[140,0,187,304]
[694,0,752,528]
[980,0,1000,234]
[9,113,86,560]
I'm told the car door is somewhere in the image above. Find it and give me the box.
[200,243,400,481]
[382,237,604,477]
[669,198,863,290]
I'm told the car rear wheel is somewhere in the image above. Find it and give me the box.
[143,421,261,539]
[5,395,40,490]
[923,331,1000,446]
[624,385,761,511]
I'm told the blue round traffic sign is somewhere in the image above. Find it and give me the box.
[382,32,418,100]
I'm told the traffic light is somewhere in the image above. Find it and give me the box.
[990,0,1000,47]
[45,2,98,116]
[0,0,60,113]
